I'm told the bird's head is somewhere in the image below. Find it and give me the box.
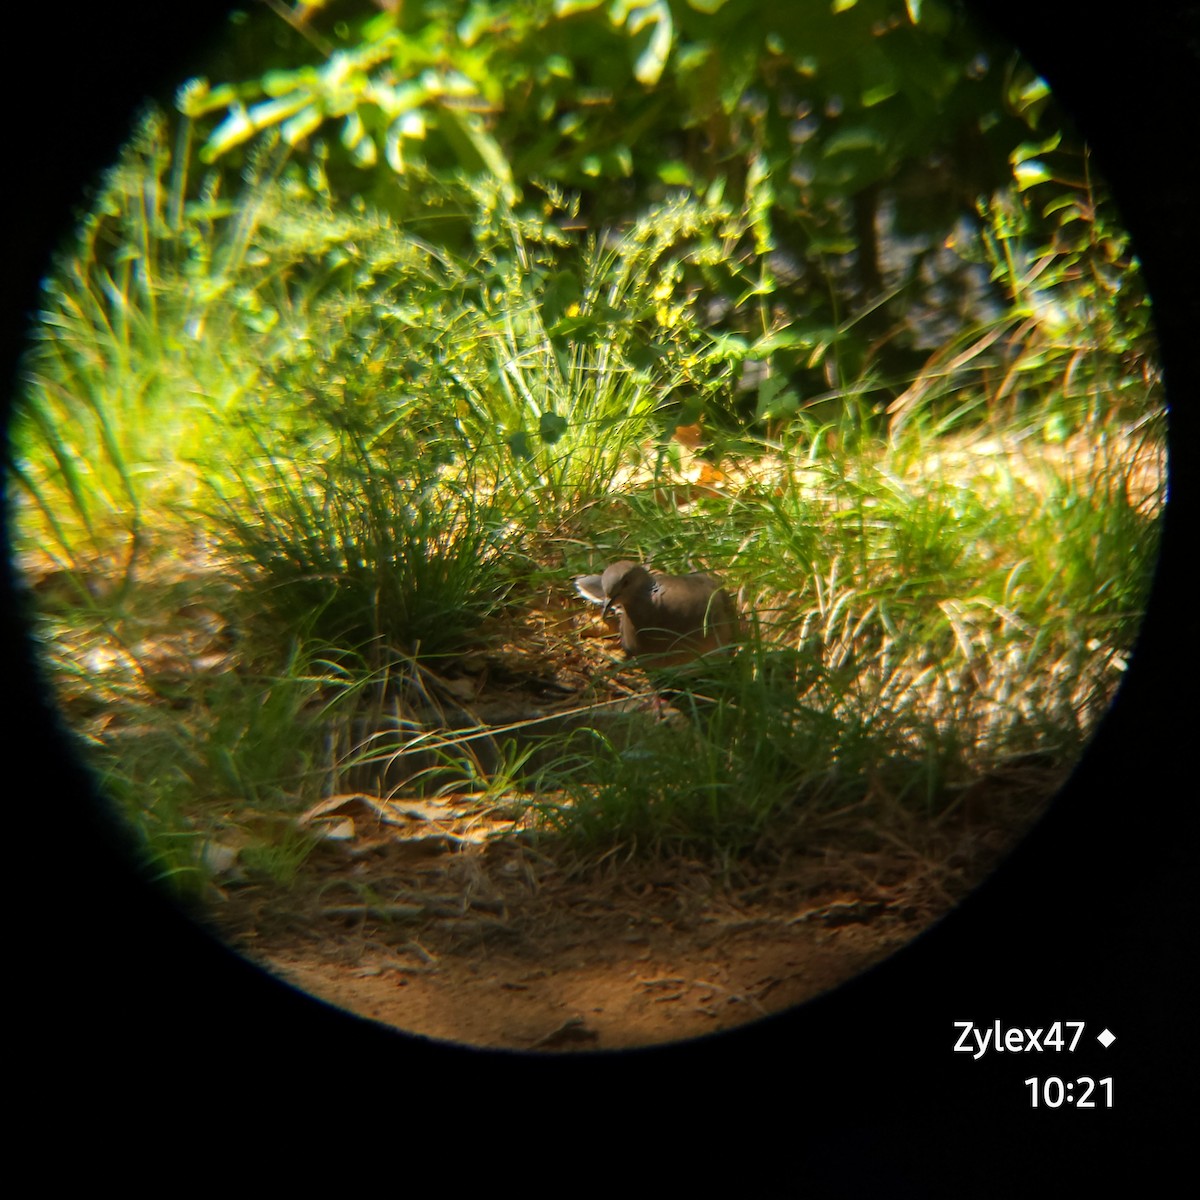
[600,560,649,618]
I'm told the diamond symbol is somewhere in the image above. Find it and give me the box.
[1097,1028,1116,1048]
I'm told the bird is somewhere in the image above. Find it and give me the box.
[573,560,738,669]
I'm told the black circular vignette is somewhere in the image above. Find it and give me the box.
[3,2,1194,1187]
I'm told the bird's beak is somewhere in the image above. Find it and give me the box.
[602,598,615,620]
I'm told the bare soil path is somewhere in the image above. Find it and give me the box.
[212,786,1044,1051]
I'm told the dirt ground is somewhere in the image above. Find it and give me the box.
[16,507,1075,1054]
[211,775,1049,1052]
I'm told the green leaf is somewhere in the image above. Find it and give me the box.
[576,147,636,180]
[547,313,596,337]
[539,411,569,444]
[686,0,727,11]
[384,112,428,172]
[262,68,314,98]
[399,111,427,139]
[458,3,504,45]
[822,126,887,157]
[862,82,898,107]
[341,110,366,149]
[281,105,325,146]
[1011,133,1062,164]
[733,277,777,306]
[175,78,238,118]
[375,79,430,118]
[657,160,693,186]
[507,431,533,460]
[708,332,750,361]
[609,144,634,176]
[620,0,674,87]
[201,105,255,161]
[755,374,800,421]
[1013,160,1052,189]
[349,136,378,167]
[746,152,775,255]
[750,329,809,354]
[1008,72,1051,120]
[1043,412,1069,443]
[674,41,712,72]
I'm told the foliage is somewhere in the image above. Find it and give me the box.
[186,0,1124,419]
[532,404,1163,854]
[8,109,405,567]
[208,166,774,525]
[205,413,519,659]
[195,0,1027,213]
[32,594,363,900]
[5,0,1165,885]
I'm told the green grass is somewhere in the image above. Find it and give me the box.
[529,406,1162,857]
[6,104,1166,893]
[205,429,522,660]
